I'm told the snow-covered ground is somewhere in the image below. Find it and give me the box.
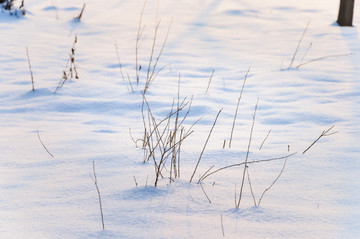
[1,0,359,238]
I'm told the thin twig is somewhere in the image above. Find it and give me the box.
[200,152,297,181]
[190,109,223,183]
[136,0,146,84]
[229,68,250,148]
[288,20,310,69]
[258,159,287,206]
[36,130,54,158]
[297,42,312,67]
[220,213,225,237]
[144,19,161,92]
[129,128,142,147]
[234,183,237,208]
[237,99,258,208]
[26,46,34,91]
[177,127,184,178]
[303,125,337,154]
[246,166,257,206]
[259,129,271,150]
[205,69,215,94]
[91,160,105,230]
[144,17,173,93]
[75,3,86,21]
[296,54,352,68]
[200,182,212,204]
[170,76,181,181]
[198,165,215,183]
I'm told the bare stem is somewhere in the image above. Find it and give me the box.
[205,69,215,94]
[200,182,212,204]
[144,17,173,93]
[297,42,312,67]
[36,130,54,158]
[259,129,271,150]
[236,99,258,208]
[288,20,310,69]
[296,54,352,68]
[75,3,86,21]
[303,125,337,154]
[220,213,225,237]
[26,46,34,91]
[258,159,287,206]
[200,152,297,181]
[136,0,147,84]
[198,165,215,183]
[145,19,161,91]
[246,166,257,206]
[229,68,250,148]
[190,109,223,183]
[91,160,105,230]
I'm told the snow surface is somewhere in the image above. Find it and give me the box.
[1,0,359,238]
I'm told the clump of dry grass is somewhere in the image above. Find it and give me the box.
[131,78,198,187]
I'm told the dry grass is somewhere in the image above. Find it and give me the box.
[136,82,198,186]
[54,35,79,93]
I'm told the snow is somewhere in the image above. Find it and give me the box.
[1,0,359,238]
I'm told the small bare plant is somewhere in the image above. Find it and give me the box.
[55,35,79,93]
[114,1,172,94]
[303,125,337,154]
[286,20,351,69]
[141,18,172,94]
[198,123,337,208]
[119,0,172,93]
[288,20,310,69]
[197,99,300,208]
